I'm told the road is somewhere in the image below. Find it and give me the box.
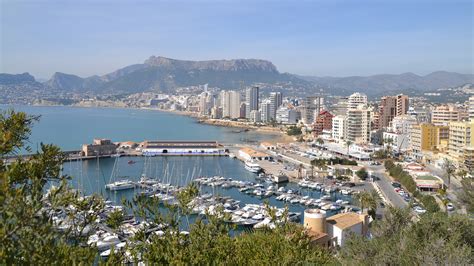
[365,164,408,208]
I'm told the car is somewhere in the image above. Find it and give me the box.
[414,206,427,214]
[446,203,455,211]
[394,188,401,192]
[379,202,385,208]
[391,182,401,188]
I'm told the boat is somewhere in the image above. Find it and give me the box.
[244,160,262,173]
[105,180,135,191]
[228,153,236,159]
[128,160,136,165]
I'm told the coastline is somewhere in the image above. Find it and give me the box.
[10,103,293,143]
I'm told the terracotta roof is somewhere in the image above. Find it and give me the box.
[326,212,363,230]
[240,147,268,158]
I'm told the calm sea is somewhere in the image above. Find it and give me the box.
[1,105,279,151]
[3,105,352,221]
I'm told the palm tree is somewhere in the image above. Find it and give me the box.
[354,190,379,213]
[345,140,353,156]
[316,138,324,146]
[442,159,455,188]
[384,138,393,157]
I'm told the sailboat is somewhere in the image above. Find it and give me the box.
[105,156,135,191]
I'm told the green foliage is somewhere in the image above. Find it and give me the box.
[356,168,369,180]
[312,157,357,167]
[419,195,440,213]
[340,207,474,265]
[384,160,417,194]
[286,126,302,136]
[458,178,474,213]
[354,190,379,215]
[0,110,103,264]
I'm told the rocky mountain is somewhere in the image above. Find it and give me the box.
[0,73,39,85]
[40,56,305,94]
[301,71,474,96]
[2,57,473,99]
[45,72,105,92]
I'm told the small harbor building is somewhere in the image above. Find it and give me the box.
[82,139,117,157]
[141,141,225,156]
[238,147,272,161]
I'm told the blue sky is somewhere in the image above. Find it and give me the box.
[1,0,472,79]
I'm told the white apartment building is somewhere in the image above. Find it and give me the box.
[332,115,346,141]
[346,105,371,144]
[220,90,241,119]
[469,96,474,121]
[276,106,298,124]
[347,93,368,110]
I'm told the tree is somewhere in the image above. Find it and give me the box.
[384,137,393,157]
[0,110,103,264]
[442,159,456,188]
[316,138,324,146]
[355,167,369,180]
[286,126,302,136]
[340,207,474,265]
[354,190,379,215]
[457,178,474,213]
[345,140,353,156]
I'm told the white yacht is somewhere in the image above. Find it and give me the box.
[245,160,262,173]
[105,180,135,191]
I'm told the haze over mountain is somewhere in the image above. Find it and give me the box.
[1,56,473,98]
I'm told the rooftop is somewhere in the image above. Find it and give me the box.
[239,147,268,158]
[326,212,363,230]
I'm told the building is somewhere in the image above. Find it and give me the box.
[410,123,448,161]
[269,92,283,120]
[390,115,418,134]
[249,110,261,123]
[141,141,225,155]
[238,147,272,161]
[346,105,371,144]
[470,96,474,121]
[245,86,259,119]
[260,101,272,122]
[431,105,464,126]
[220,90,241,119]
[378,94,409,129]
[313,110,333,138]
[260,142,276,150]
[347,93,367,110]
[332,115,346,141]
[304,209,369,247]
[303,96,324,124]
[448,121,474,167]
[276,106,299,124]
[82,139,117,157]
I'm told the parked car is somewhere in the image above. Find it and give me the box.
[391,182,402,188]
[414,206,427,214]
[446,203,455,211]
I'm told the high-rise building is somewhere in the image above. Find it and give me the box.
[276,106,299,124]
[249,110,261,123]
[313,110,333,138]
[260,101,272,122]
[448,121,474,167]
[269,92,283,120]
[220,90,241,119]
[431,105,464,126]
[469,96,474,121]
[245,86,260,119]
[303,96,324,124]
[410,123,449,161]
[199,92,209,115]
[332,115,346,141]
[378,94,409,129]
[346,105,371,144]
[390,115,418,134]
[347,93,367,109]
